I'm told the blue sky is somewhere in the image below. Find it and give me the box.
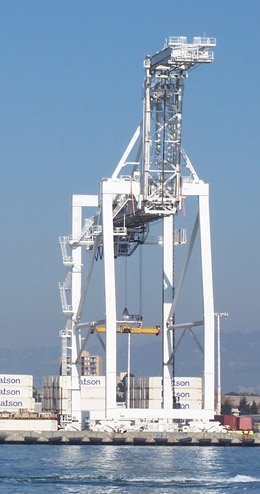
[0,0,259,364]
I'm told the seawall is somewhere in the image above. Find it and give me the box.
[0,430,259,446]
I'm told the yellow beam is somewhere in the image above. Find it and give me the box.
[95,325,160,335]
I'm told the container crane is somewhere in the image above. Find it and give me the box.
[59,36,216,429]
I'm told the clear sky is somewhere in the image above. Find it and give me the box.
[0,0,259,364]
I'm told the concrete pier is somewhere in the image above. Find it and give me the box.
[0,430,259,446]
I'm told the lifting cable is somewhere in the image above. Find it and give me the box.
[139,245,143,317]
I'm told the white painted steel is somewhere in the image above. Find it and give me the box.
[215,312,229,415]
[102,407,213,421]
[71,195,83,426]
[59,37,216,428]
[102,180,117,415]
[162,215,174,408]
[127,332,131,409]
[198,191,215,412]
[112,125,141,179]
[148,400,163,409]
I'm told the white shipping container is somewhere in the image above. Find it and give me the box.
[174,388,202,401]
[177,399,202,410]
[59,400,70,415]
[148,400,163,409]
[59,376,71,388]
[43,376,55,387]
[149,377,163,388]
[0,397,35,411]
[0,375,33,387]
[59,387,69,400]
[0,386,33,399]
[81,398,105,412]
[173,377,202,389]
[80,376,105,387]
[0,419,57,431]
[81,387,105,400]
[43,375,71,388]
[149,388,163,400]
[43,386,69,400]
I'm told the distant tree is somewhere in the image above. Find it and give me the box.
[117,373,135,401]
[221,399,232,415]
[250,400,258,414]
[239,395,250,415]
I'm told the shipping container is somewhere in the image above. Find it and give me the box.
[177,399,202,410]
[129,377,149,388]
[236,416,253,431]
[58,376,71,388]
[81,387,105,400]
[174,388,202,401]
[149,377,163,388]
[130,399,149,409]
[81,398,105,412]
[80,376,105,388]
[149,388,163,400]
[0,397,35,411]
[0,385,34,399]
[130,387,149,401]
[217,415,237,429]
[148,400,163,409]
[0,419,57,431]
[0,375,33,387]
[173,377,202,389]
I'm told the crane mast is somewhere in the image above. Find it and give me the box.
[59,36,216,429]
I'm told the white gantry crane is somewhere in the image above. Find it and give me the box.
[59,36,216,429]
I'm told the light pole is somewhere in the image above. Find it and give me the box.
[215,312,229,415]
[127,332,131,408]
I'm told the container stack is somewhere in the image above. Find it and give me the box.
[0,374,35,413]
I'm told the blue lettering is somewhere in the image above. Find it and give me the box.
[173,380,190,387]
[80,379,101,386]
[0,389,21,396]
[0,377,21,385]
[0,400,23,407]
[175,391,190,398]
[180,403,190,409]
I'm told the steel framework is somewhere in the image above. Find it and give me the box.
[59,36,216,429]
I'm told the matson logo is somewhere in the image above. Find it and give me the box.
[0,377,21,385]
[173,380,191,387]
[0,400,23,407]
[80,379,101,386]
[175,391,190,398]
[0,389,20,396]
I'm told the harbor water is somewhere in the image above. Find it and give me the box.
[0,444,260,492]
